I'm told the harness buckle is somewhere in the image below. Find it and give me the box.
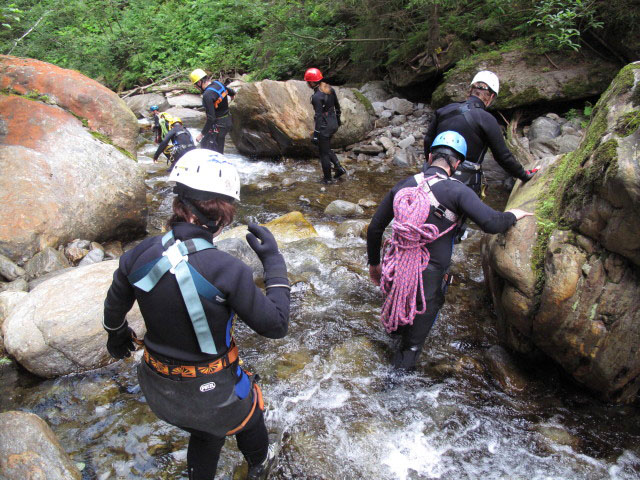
[432,204,448,219]
[163,240,188,274]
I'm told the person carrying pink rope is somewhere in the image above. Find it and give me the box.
[367,131,533,372]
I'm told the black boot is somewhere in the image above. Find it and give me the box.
[247,444,277,480]
[392,345,422,372]
[334,164,347,179]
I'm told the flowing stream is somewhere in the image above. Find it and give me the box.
[1,130,639,480]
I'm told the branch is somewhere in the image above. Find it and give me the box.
[544,53,559,70]
[502,111,536,167]
[120,70,190,98]
[7,11,50,55]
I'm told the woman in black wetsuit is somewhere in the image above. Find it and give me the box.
[304,67,347,184]
[103,149,290,479]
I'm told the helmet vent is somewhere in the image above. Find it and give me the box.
[197,166,200,173]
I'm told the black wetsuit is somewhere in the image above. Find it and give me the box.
[311,86,344,181]
[423,96,529,193]
[201,81,236,154]
[153,124,195,166]
[367,165,516,370]
[104,222,289,478]
[152,114,161,143]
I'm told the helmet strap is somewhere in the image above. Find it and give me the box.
[181,197,220,233]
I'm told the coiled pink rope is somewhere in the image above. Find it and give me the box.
[380,177,456,333]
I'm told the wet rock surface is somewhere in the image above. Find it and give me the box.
[0,411,81,480]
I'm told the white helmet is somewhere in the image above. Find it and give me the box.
[169,148,240,201]
[470,70,499,96]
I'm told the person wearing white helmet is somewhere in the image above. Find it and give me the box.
[103,149,289,479]
[424,70,538,197]
[190,68,236,154]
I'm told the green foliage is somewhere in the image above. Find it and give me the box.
[0,0,633,90]
[0,4,21,30]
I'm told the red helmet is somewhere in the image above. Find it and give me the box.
[304,68,323,82]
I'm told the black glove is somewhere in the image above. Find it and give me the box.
[246,223,288,283]
[337,115,342,127]
[311,131,319,145]
[521,168,538,182]
[106,326,136,360]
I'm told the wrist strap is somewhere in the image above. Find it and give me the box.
[265,284,291,290]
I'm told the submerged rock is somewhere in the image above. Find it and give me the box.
[3,260,146,378]
[217,211,318,245]
[483,345,529,394]
[0,410,81,480]
[324,200,364,216]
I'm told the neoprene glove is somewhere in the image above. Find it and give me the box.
[246,223,288,283]
[337,115,342,127]
[522,168,539,182]
[106,325,136,360]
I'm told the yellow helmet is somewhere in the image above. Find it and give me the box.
[189,68,207,84]
[169,117,183,128]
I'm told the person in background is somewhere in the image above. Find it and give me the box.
[150,105,162,144]
[423,70,538,196]
[304,67,347,184]
[367,131,532,372]
[103,149,290,479]
[190,68,236,154]
[152,116,196,170]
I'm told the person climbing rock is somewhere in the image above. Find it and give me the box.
[103,149,290,479]
[423,70,539,196]
[367,131,532,372]
[152,116,195,170]
[304,67,347,184]
[190,68,236,154]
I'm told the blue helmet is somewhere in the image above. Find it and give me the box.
[430,131,467,160]
[149,105,159,111]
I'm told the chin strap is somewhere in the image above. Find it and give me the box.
[181,197,220,232]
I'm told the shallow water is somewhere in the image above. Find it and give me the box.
[1,134,639,479]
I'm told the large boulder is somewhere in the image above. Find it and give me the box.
[0,55,138,155]
[164,106,206,128]
[0,411,81,480]
[431,45,618,110]
[0,95,147,263]
[2,260,145,378]
[229,80,374,157]
[482,63,640,403]
[123,92,170,118]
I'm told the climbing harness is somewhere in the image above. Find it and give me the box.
[379,173,460,333]
[206,81,228,109]
[127,230,228,354]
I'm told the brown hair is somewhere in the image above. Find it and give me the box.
[319,81,332,95]
[469,83,494,103]
[168,197,236,231]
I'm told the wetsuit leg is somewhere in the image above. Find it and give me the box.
[392,267,446,371]
[184,429,226,480]
[214,116,233,154]
[317,135,333,181]
[235,406,269,467]
[200,132,218,151]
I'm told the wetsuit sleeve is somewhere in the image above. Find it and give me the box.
[481,112,528,180]
[103,258,136,330]
[454,184,517,233]
[202,89,218,135]
[225,262,290,339]
[333,89,341,119]
[227,87,236,97]
[366,190,396,266]
[153,127,176,159]
[423,112,437,158]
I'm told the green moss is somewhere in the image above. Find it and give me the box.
[562,77,595,99]
[352,89,374,116]
[615,110,640,137]
[0,87,53,104]
[90,130,136,160]
[496,85,543,109]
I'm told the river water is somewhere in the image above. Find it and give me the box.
[1,131,639,480]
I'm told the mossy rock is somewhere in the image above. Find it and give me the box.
[431,45,618,109]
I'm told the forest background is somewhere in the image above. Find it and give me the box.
[1,0,639,94]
